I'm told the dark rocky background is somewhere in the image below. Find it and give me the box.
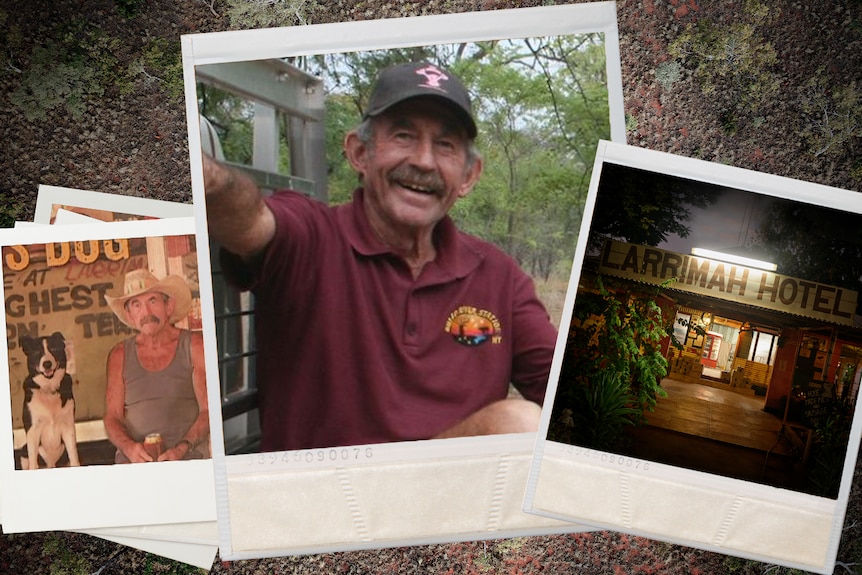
[1,0,860,573]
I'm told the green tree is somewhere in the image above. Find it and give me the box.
[323,92,362,204]
[668,0,779,127]
[463,45,556,259]
[10,19,125,121]
[451,35,607,278]
[0,9,24,74]
[799,71,862,180]
[586,162,717,252]
[808,395,854,499]
[752,201,862,309]
[223,0,319,28]
[198,83,256,165]
[552,276,671,451]
[131,37,184,102]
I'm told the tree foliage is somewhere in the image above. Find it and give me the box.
[668,0,779,122]
[752,201,862,300]
[198,85,258,166]
[131,37,185,102]
[223,0,319,28]
[457,36,608,278]
[551,276,671,451]
[0,9,24,74]
[587,162,717,252]
[808,395,853,499]
[7,14,180,122]
[10,19,124,121]
[799,70,862,165]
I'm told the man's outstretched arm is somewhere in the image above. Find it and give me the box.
[202,153,277,260]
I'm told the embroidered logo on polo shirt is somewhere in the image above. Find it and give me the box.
[444,306,502,346]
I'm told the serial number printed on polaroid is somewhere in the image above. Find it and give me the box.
[565,445,650,471]
[245,447,375,469]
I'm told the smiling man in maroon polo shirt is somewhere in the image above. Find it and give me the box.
[202,61,557,451]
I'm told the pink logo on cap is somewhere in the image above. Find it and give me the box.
[415,64,449,91]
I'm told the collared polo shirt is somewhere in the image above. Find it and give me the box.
[222,189,556,451]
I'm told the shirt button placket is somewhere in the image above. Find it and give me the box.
[404,289,420,347]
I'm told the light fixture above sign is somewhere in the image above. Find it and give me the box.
[691,247,778,272]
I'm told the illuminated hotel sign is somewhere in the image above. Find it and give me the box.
[598,240,858,326]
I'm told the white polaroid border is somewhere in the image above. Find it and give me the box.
[0,218,215,532]
[34,195,217,563]
[183,2,624,558]
[80,535,217,570]
[33,185,194,223]
[524,140,862,574]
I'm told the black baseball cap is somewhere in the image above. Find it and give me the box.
[363,61,478,139]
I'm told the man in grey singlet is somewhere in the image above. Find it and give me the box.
[103,269,210,464]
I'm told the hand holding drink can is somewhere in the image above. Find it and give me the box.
[144,433,163,460]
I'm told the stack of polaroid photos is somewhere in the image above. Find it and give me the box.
[0,186,218,568]
[1,4,859,575]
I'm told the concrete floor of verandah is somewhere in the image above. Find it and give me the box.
[625,377,809,491]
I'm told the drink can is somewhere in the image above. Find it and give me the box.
[144,433,163,460]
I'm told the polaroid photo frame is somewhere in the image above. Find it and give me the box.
[0,218,215,532]
[79,522,218,570]
[33,184,194,224]
[183,2,625,559]
[26,188,217,565]
[525,140,862,574]
[81,535,216,570]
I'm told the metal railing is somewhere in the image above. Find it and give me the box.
[197,59,326,454]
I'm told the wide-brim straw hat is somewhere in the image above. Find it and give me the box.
[105,269,192,328]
